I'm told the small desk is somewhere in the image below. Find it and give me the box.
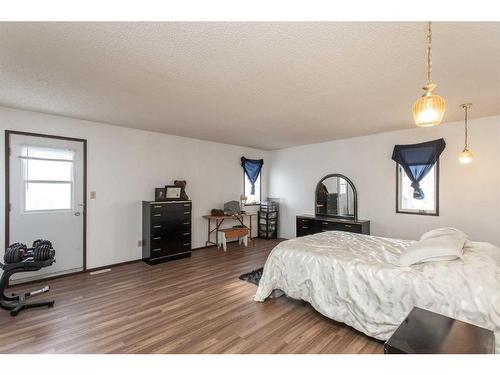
[384,307,495,354]
[203,213,256,247]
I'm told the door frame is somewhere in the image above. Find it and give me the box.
[4,130,88,271]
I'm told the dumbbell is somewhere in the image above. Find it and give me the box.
[32,243,55,262]
[32,239,55,262]
[32,239,52,249]
[4,243,28,264]
[3,240,55,264]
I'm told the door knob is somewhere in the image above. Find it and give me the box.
[74,212,81,216]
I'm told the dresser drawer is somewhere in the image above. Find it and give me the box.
[152,229,190,243]
[259,211,278,219]
[151,211,167,223]
[150,245,168,258]
[165,239,191,253]
[150,234,168,248]
[320,220,362,233]
[179,240,191,251]
[150,233,175,251]
[151,222,166,235]
[151,208,190,222]
[297,218,315,227]
[296,218,320,237]
[166,202,192,213]
[150,242,191,258]
[174,230,192,242]
[150,203,166,214]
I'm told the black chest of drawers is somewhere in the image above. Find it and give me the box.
[296,214,370,237]
[142,201,192,265]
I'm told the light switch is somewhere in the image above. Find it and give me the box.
[90,191,96,199]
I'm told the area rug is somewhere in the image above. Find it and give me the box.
[239,267,264,285]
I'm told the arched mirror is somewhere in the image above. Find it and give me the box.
[315,174,358,221]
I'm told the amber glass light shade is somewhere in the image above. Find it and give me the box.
[458,148,474,164]
[412,84,446,127]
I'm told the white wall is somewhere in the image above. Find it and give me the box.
[2,105,498,271]
[268,116,500,246]
[0,106,268,268]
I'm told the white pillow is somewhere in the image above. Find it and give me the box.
[399,227,467,266]
[419,227,467,242]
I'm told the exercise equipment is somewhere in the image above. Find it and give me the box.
[4,240,55,264]
[4,243,28,264]
[0,240,56,316]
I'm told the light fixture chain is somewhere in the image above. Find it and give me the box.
[427,21,432,84]
[464,106,469,148]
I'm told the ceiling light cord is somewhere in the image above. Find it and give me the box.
[464,105,469,148]
[427,21,433,84]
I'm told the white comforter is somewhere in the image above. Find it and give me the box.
[254,231,500,352]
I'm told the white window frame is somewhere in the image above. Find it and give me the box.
[396,161,439,216]
[21,147,75,214]
[243,172,262,206]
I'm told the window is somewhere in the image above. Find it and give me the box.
[244,173,261,205]
[396,162,438,215]
[21,146,74,212]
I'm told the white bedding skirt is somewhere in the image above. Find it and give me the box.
[254,231,500,352]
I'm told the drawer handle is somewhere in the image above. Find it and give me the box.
[322,222,329,225]
[344,224,352,228]
[183,242,190,246]
[153,248,162,252]
[153,214,161,217]
[183,232,190,236]
[183,222,190,225]
[183,211,190,214]
[301,226,309,229]
[153,225,162,229]
[153,205,162,208]
[184,204,191,207]
[153,237,161,240]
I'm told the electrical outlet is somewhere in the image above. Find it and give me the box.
[90,191,96,199]
[138,240,143,247]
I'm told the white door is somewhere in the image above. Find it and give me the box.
[8,133,85,281]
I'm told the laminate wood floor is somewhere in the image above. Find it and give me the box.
[0,239,383,354]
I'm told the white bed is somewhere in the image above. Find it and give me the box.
[254,231,500,352]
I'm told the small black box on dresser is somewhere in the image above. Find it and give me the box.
[142,201,192,265]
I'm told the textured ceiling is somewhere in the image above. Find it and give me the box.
[0,22,499,150]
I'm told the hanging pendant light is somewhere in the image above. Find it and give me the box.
[458,103,474,164]
[412,22,446,127]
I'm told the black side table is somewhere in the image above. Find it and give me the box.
[384,307,495,354]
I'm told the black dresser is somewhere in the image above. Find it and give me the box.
[142,201,192,265]
[296,214,370,237]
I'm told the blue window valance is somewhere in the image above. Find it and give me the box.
[391,138,446,200]
[241,157,264,195]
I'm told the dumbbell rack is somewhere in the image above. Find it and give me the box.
[0,258,55,316]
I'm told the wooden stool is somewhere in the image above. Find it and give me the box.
[218,227,249,251]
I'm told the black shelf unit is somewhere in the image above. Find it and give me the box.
[258,200,279,239]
